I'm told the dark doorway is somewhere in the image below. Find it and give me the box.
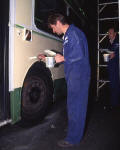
[0,0,10,121]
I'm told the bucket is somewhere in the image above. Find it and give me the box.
[103,54,110,62]
[45,57,55,68]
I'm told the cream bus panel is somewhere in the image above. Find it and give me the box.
[14,27,64,89]
[15,0,32,27]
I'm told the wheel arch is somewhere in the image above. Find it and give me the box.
[24,61,52,81]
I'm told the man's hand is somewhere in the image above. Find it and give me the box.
[55,54,64,63]
[109,52,115,59]
[37,54,45,61]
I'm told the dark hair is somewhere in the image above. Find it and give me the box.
[108,26,118,32]
[48,12,69,28]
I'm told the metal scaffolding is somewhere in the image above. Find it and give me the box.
[97,0,119,99]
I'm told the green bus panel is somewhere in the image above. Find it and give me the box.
[10,88,21,124]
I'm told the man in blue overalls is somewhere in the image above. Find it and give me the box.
[107,27,119,107]
[48,13,91,147]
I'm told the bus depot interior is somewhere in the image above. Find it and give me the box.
[0,0,119,127]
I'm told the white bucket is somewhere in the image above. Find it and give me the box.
[45,57,55,68]
[103,54,110,62]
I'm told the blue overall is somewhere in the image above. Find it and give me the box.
[63,24,91,144]
[108,35,120,106]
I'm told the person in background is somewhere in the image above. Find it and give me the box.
[107,27,119,108]
[38,13,91,147]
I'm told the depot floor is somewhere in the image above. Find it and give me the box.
[0,98,120,150]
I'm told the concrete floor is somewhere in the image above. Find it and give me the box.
[0,99,120,150]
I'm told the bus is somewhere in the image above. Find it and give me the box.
[0,0,68,126]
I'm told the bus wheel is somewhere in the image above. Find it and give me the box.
[21,76,53,123]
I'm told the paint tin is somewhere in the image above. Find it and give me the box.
[45,57,55,68]
[103,54,110,62]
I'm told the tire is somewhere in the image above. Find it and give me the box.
[21,75,53,122]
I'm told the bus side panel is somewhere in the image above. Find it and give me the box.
[54,78,67,100]
[15,0,32,27]
[10,0,65,124]
[10,88,21,124]
[14,27,64,89]
[10,28,64,123]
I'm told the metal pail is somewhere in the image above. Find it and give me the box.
[103,54,110,62]
[45,57,55,68]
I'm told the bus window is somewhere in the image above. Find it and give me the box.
[34,0,66,36]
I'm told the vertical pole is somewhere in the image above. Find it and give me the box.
[97,0,100,100]
[9,0,15,91]
[118,1,120,79]
[66,5,70,16]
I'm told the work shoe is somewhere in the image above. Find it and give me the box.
[57,140,74,148]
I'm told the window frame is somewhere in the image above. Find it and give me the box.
[33,0,67,41]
